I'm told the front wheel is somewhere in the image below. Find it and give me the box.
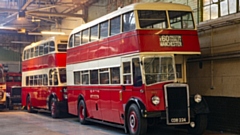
[51,98,59,118]
[127,104,147,135]
[26,96,36,113]
[188,114,208,135]
[78,100,88,124]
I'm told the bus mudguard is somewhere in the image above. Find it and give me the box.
[125,97,146,118]
[190,95,210,116]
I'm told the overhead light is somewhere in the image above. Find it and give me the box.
[28,32,42,35]
[41,31,65,35]
[0,26,16,30]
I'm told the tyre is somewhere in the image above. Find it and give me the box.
[78,100,88,124]
[188,114,208,135]
[127,104,147,135]
[26,96,35,113]
[51,98,59,118]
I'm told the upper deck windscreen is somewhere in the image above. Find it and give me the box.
[138,10,194,29]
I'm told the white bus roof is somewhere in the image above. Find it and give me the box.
[70,2,192,35]
[23,36,68,51]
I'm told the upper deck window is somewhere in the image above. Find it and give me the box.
[110,16,121,36]
[81,29,89,44]
[74,32,80,46]
[90,25,98,41]
[49,41,55,52]
[169,11,194,29]
[58,44,67,52]
[138,10,167,29]
[100,21,108,39]
[123,11,136,32]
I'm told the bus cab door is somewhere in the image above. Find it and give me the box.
[175,55,187,83]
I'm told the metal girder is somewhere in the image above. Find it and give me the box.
[27,11,84,18]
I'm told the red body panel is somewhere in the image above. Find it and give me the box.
[22,53,66,72]
[67,30,200,64]
[21,86,64,108]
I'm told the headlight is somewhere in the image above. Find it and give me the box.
[152,96,160,105]
[194,94,202,103]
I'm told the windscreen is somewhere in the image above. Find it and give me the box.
[143,56,175,85]
[138,10,194,29]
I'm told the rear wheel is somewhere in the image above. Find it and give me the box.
[188,114,208,135]
[127,104,147,135]
[26,96,35,113]
[78,100,88,124]
[51,98,59,118]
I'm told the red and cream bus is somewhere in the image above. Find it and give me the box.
[67,2,209,135]
[6,72,21,93]
[22,36,68,118]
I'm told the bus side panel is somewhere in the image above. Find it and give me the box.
[22,53,66,72]
[67,86,78,115]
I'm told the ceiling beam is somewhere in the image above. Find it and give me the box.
[27,11,84,18]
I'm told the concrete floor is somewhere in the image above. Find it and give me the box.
[0,110,237,135]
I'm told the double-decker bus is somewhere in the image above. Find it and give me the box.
[21,36,68,118]
[0,64,7,109]
[6,72,21,93]
[67,2,209,135]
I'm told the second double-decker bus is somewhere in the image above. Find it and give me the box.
[21,36,68,118]
[67,2,209,135]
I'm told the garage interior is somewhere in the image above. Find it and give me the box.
[1,0,240,134]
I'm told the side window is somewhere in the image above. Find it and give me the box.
[133,58,142,86]
[90,25,98,42]
[26,76,29,86]
[123,11,136,32]
[74,71,80,84]
[34,75,38,85]
[34,46,39,57]
[29,76,33,86]
[30,48,34,58]
[110,67,120,84]
[44,43,49,54]
[38,75,43,85]
[39,44,44,56]
[49,41,55,52]
[100,68,109,84]
[69,35,74,48]
[43,74,48,85]
[81,29,89,44]
[74,32,81,46]
[123,62,131,84]
[100,21,108,39]
[110,16,121,36]
[90,70,98,84]
[81,71,89,84]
